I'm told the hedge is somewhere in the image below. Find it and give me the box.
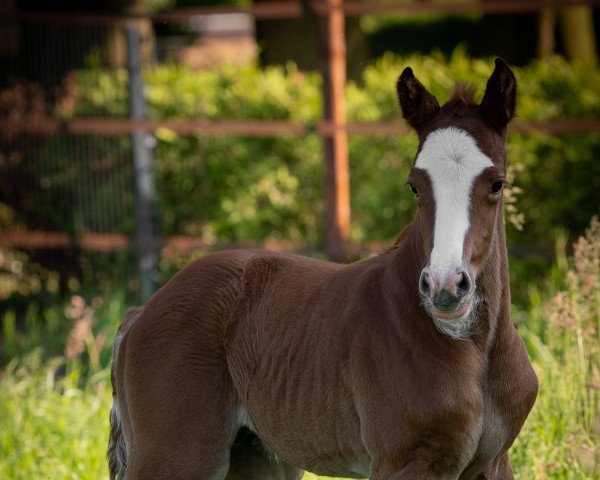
[31,50,600,252]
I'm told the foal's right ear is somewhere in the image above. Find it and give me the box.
[397,67,440,135]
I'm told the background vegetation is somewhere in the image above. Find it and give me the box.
[70,50,600,248]
[7,50,598,301]
[1,48,599,480]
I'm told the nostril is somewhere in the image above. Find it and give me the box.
[456,271,471,295]
[419,272,431,296]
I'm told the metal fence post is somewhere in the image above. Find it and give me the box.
[318,0,350,262]
[126,23,158,302]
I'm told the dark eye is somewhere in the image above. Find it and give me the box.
[490,180,504,195]
[409,184,419,197]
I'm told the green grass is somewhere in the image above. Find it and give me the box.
[510,336,600,478]
[509,219,600,478]
[0,351,112,479]
[1,220,598,479]
[2,332,596,480]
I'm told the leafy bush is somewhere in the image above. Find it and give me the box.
[60,51,600,249]
[5,50,598,301]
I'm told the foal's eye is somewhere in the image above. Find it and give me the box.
[409,184,419,197]
[490,180,504,195]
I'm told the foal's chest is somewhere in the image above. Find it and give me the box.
[407,391,511,478]
[456,369,533,479]
[458,397,509,478]
[353,340,522,478]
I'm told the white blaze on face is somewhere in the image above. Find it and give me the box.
[415,127,493,270]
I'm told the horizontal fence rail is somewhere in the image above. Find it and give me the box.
[0,230,346,256]
[3,0,600,23]
[2,116,600,137]
[0,231,312,253]
[0,230,555,260]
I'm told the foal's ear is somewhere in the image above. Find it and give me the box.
[480,58,517,132]
[397,67,440,135]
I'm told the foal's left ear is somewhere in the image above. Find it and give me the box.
[480,58,517,132]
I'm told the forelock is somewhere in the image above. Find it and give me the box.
[448,83,478,107]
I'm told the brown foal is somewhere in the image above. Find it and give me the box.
[108,58,538,479]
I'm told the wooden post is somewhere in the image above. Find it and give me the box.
[126,23,158,302]
[559,0,598,62]
[538,6,557,58]
[318,0,350,262]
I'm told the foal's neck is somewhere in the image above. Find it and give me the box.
[473,213,511,352]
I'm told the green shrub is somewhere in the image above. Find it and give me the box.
[61,51,600,248]
[8,51,598,299]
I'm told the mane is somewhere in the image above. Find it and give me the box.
[381,220,414,255]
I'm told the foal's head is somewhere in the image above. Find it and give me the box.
[397,59,516,338]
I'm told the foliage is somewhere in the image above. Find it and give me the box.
[28,50,597,250]
[0,289,123,476]
[1,285,125,366]
[0,351,112,480]
[0,216,598,478]
[0,247,60,302]
[2,50,598,332]
[513,217,600,479]
[511,216,600,477]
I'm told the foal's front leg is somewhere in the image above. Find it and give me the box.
[371,454,515,480]
[493,453,514,479]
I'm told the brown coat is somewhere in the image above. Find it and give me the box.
[108,59,538,480]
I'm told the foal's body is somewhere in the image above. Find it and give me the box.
[110,60,538,479]
[113,220,534,479]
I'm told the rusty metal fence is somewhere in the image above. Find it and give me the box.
[1,0,600,300]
